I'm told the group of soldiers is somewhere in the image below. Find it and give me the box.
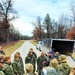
[25,48,70,75]
[0,46,71,75]
[0,46,24,75]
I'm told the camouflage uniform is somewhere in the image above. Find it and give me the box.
[33,52,37,60]
[19,56,24,73]
[25,54,36,72]
[32,52,37,71]
[12,60,23,75]
[58,61,70,75]
[37,56,47,75]
[2,62,14,75]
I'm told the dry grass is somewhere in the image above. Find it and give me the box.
[30,40,37,45]
[3,40,25,55]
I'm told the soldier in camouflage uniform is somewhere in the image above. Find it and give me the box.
[25,50,36,72]
[12,53,24,75]
[3,55,14,75]
[16,52,24,73]
[58,55,70,75]
[37,52,47,75]
[30,48,37,60]
[50,58,64,75]
[30,48,37,71]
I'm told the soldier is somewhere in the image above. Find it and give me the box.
[58,55,70,75]
[23,63,36,75]
[50,58,64,75]
[53,52,60,60]
[37,52,47,75]
[0,54,5,75]
[30,48,37,59]
[25,50,36,72]
[30,48,37,71]
[16,52,24,73]
[3,55,14,75]
[12,53,23,75]
[0,46,5,55]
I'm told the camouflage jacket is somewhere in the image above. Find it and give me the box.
[3,62,14,75]
[58,60,70,75]
[33,52,37,58]
[12,60,23,75]
[19,57,24,73]
[37,56,47,69]
[25,54,36,65]
[19,57,24,68]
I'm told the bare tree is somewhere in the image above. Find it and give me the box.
[0,0,18,43]
[70,0,75,26]
[58,14,70,38]
[32,16,43,40]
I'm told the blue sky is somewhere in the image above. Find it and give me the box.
[12,0,72,36]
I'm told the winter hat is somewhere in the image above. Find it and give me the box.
[59,55,66,61]
[55,52,59,56]
[50,58,58,69]
[47,50,54,54]
[25,63,34,73]
[3,55,10,62]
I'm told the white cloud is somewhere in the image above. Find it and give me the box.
[12,16,34,36]
[12,0,72,36]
